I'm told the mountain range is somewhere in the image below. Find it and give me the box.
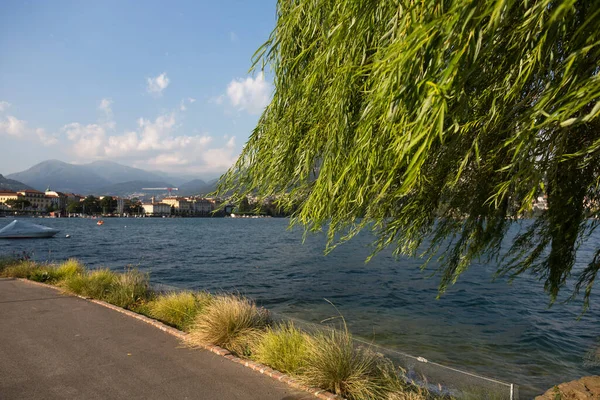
[4,160,218,196]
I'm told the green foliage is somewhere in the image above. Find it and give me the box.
[218,0,600,306]
[5,199,32,209]
[147,291,212,331]
[252,322,309,374]
[81,195,101,215]
[188,294,271,356]
[66,200,82,214]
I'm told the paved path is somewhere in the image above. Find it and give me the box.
[0,278,311,400]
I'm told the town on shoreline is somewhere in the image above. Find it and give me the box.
[0,188,288,218]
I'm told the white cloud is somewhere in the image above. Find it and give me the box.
[62,122,107,158]
[147,72,170,95]
[0,115,27,137]
[226,72,271,115]
[229,31,238,42]
[36,128,58,146]
[180,97,196,111]
[0,101,10,112]
[99,98,112,115]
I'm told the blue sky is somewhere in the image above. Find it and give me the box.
[0,0,276,178]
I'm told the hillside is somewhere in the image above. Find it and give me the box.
[6,160,110,194]
[84,160,166,184]
[7,159,216,195]
[178,178,218,196]
[96,180,176,196]
[0,174,35,192]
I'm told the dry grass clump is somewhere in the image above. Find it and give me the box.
[252,322,309,374]
[188,294,270,356]
[147,291,212,331]
[300,326,418,400]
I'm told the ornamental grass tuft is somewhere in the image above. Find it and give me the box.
[147,291,212,331]
[1,261,47,280]
[61,267,150,308]
[300,326,420,400]
[188,294,270,356]
[52,259,85,282]
[252,322,309,375]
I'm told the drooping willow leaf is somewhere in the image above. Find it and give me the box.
[217,0,600,309]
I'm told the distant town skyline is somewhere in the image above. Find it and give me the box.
[0,1,276,176]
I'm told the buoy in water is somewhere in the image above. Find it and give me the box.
[65,234,71,238]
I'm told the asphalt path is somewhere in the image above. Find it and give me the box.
[0,278,311,400]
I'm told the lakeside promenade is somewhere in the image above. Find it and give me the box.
[0,278,310,400]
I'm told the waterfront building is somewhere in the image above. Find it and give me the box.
[162,197,192,215]
[0,191,20,210]
[45,189,68,212]
[17,190,52,211]
[141,202,171,216]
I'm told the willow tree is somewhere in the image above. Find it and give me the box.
[218,0,600,307]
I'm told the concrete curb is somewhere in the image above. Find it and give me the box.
[15,278,342,400]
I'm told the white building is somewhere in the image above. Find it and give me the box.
[142,202,171,216]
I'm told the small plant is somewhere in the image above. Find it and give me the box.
[1,261,48,280]
[300,325,417,400]
[104,268,151,309]
[252,322,309,374]
[148,291,212,331]
[61,268,117,299]
[188,294,270,356]
[52,259,85,282]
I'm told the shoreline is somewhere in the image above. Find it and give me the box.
[0,257,518,399]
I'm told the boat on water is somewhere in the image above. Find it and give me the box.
[97,220,104,226]
[0,220,60,239]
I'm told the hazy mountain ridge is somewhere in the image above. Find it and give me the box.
[6,160,218,196]
[7,160,110,194]
[178,178,218,196]
[0,174,35,192]
[96,180,176,196]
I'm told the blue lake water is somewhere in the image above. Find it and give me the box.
[1,217,598,397]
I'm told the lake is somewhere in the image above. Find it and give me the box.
[1,217,598,397]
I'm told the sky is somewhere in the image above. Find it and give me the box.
[0,0,277,178]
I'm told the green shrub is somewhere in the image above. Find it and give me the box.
[300,326,415,400]
[188,294,270,356]
[252,322,309,374]
[148,291,212,331]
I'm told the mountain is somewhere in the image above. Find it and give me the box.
[178,178,218,196]
[84,160,166,184]
[6,159,215,195]
[6,160,110,194]
[0,174,35,192]
[96,180,176,196]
